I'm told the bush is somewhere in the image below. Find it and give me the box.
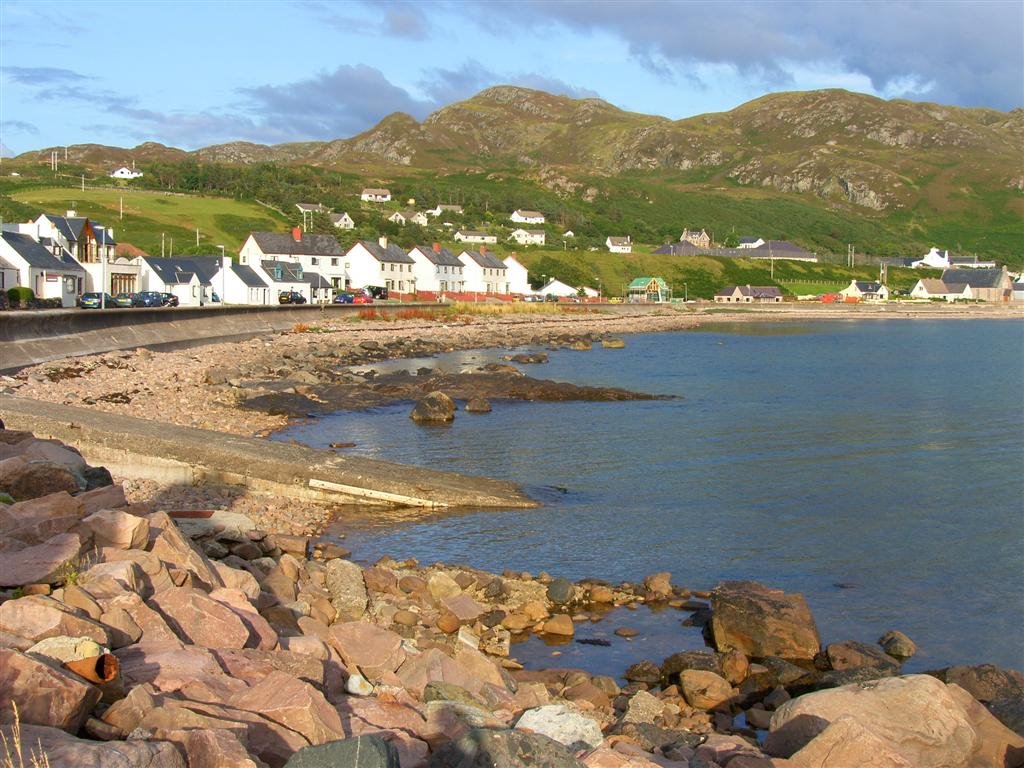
[6,287,34,308]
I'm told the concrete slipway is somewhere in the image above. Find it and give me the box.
[0,396,535,510]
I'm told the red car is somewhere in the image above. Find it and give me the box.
[352,295,374,304]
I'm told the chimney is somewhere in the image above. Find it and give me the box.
[292,226,302,242]
[479,245,486,255]
[66,209,76,217]
[378,236,388,249]
[432,242,441,253]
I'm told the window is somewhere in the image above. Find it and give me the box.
[274,266,283,280]
[332,258,339,266]
[311,257,318,265]
[391,264,395,271]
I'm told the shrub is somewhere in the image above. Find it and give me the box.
[6,287,34,307]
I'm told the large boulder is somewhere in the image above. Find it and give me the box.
[0,648,102,733]
[0,595,110,645]
[410,392,456,423]
[679,669,735,711]
[234,671,343,745]
[767,674,977,768]
[323,559,368,620]
[0,723,185,767]
[147,512,225,591]
[786,716,915,767]
[329,622,406,681]
[709,580,820,662]
[285,735,401,768]
[429,727,585,768]
[148,587,251,649]
[935,663,1024,703]
[0,458,80,500]
[514,704,604,751]
[0,532,83,587]
[0,491,86,548]
[825,640,901,673]
[82,509,150,550]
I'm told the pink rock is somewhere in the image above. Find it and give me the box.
[233,670,344,745]
[0,595,110,645]
[147,511,224,591]
[0,491,85,548]
[788,716,914,767]
[0,648,102,733]
[82,559,144,595]
[184,728,261,768]
[443,592,486,622]
[209,587,279,650]
[82,509,150,550]
[945,682,1024,768]
[213,561,261,600]
[76,484,128,515]
[0,532,83,587]
[694,732,768,765]
[211,648,326,690]
[101,547,174,594]
[101,592,179,644]
[115,642,227,693]
[328,621,406,681]
[643,571,673,597]
[0,459,80,500]
[0,722,185,767]
[710,580,820,662]
[148,586,251,649]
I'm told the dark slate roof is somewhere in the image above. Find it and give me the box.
[262,260,306,282]
[459,249,505,269]
[357,240,415,264]
[1,232,83,272]
[753,240,813,256]
[0,256,18,271]
[251,232,342,257]
[93,225,117,247]
[141,256,220,286]
[45,215,86,243]
[653,242,702,255]
[854,281,883,292]
[738,236,761,244]
[302,270,331,289]
[716,285,782,298]
[940,268,1006,288]
[231,263,267,288]
[411,245,463,267]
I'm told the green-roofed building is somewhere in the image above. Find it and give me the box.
[627,276,671,303]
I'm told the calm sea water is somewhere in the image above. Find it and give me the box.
[276,319,1024,672]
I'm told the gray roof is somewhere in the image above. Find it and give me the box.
[262,260,306,282]
[230,263,268,288]
[854,281,883,292]
[411,245,463,267]
[940,268,1006,288]
[653,242,702,256]
[0,256,16,271]
[1,232,84,272]
[141,256,219,286]
[459,249,505,269]
[716,285,782,298]
[296,203,326,212]
[251,232,342,257]
[357,240,415,264]
[738,236,761,244]
[303,270,331,289]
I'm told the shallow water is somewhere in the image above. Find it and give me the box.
[277,319,1024,673]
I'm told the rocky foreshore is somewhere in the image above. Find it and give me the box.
[2,428,1023,768]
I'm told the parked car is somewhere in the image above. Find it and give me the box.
[77,292,118,309]
[366,286,389,300]
[332,292,354,304]
[112,292,135,307]
[160,292,179,307]
[131,291,166,307]
[352,294,374,304]
[278,290,307,305]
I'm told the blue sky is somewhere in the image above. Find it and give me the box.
[1,0,1021,156]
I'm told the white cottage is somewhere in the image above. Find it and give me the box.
[454,230,497,244]
[344,238,417,294]
[32,212,137,294]
[503,255,530,295]
[330,212,355,229]
[510,209,545,224]
[240,229,344,296]
[606,236,632,254]
[0,231,84,307]
[458,248,508,294]
[509,228,546,246]
[360,188,391,203]
[110,166,143,180]
[408,244,465,293]
[136,255,224,306]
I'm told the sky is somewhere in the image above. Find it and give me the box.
[1,0,1021,156]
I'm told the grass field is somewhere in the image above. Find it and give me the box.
[8,186,288,255]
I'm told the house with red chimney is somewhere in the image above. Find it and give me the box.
[408,243,465,294]
[239,227,343,302]
[458,246,509,294]
[343,237,417,295]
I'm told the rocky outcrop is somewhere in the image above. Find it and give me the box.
[708,580,820,661]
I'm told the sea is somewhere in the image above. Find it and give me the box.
[275,319,1024,675]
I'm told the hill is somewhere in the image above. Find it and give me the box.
[5,87,1022,264]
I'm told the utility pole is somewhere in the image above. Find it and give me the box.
[120,197,123,220]
[847,244,855,267]
[161,233,165,258]
[81,174,85,191]
[196,228,200,247]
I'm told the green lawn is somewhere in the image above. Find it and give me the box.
[9,187,288,255]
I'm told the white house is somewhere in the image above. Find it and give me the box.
[0,255,19,294]
[361,188,391,203]
[839,280,890,302]
[330,212,355,229]
[31,212,137,295]
[680,229,711,248]
[454,230,497,244]
[409,244,465,293]
[135,255,228,306]
[240,228,344,296]
[0,230,84,307]
[388,210,429,227]
[110,166,143,180]
[606,236,632,254]
[910,278,965,302]
[912,247,951,269]
[736,237,766,249]
[537,278,577,298]
[510,209,545,225]
[563,230,575,238]
[344,238,417,294]
[503,255,530,295]
[426,204,463,217]
[458,248,509,294]
[509,228,546,246]
[295,203,326,214]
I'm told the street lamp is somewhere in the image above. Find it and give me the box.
[684,282,688,302]
[217,245,226,305]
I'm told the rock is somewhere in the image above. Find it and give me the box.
[622,690,663,724]
[0,648,102,733]
[410,391,456,422]
[25,635,103,664]
[81,509,149,550]
[323,559,368,620]
[989,697,1024,737]
[745,706,773,730]
[709,580,820,662]
[427,572,462,601]
[148,586,251,649]
[147,512,225,591]
[542,614,574,636]
[878,629,917,659]
[0,532,82,587]
[825,640,901,673]
[285,735,401,768]
[515,704,604,750]
[183,728,260,768]
[501,612,533,632]
[788,716,915,767]
[614,627,638,638]
[443,593,485,623]
[465,398,492,413]
[347,671,375,696]
[936,663,1024,703]
[272,534,310,558]
[766,674,977,767]
[0,460,80,500]
[76,484,127,516]
[679,669,734,710]
[0,723,184,767]
[0,595,110,645]
[660,650,721,685]
[588,585,615,603]
[235,670,344,745]
[208,587,279,650]
[601,338,626,349]
[945,682,1024,767]
[0,491,85,547]
[624,660,661,686]
[436,612,461,634]
[720,648,750,685]
[547,578,574,605]
[643,572,672,597]
[328,621,406,681]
